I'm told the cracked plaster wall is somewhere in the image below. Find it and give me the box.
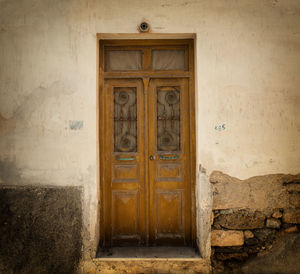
[0,0,300,259]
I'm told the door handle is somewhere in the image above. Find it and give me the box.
[149,155,156,160]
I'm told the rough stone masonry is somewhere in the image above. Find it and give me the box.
[210,171,300,273]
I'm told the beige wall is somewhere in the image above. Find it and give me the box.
[0,0,299,257]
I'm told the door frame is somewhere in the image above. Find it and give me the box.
[98,36,197,248]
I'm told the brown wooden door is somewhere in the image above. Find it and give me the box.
[102,77,191,247]
[148,78,191,245]
[100,39,195,248]
[103,78,146,246]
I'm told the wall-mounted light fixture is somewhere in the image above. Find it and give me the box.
[139,21,150,33]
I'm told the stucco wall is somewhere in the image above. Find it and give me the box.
[0,0,299,259]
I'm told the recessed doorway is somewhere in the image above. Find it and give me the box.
[99,39,196,248]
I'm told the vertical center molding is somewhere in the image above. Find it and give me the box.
[143,77,150,244]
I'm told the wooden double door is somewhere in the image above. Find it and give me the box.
[100,40,195,248]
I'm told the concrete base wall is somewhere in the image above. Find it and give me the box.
[0,186,83,273]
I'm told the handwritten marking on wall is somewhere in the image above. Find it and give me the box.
[69,120,83,130]
[214,124,226,131]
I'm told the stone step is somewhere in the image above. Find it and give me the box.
[81,257,210,273]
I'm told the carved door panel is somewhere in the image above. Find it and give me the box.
[148,78,191,245]
[103,79,146,246]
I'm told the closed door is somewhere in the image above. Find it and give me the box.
[99,40,195,248]
[148,78,191,245]
[102,77,191,246]
[103,78,146,246]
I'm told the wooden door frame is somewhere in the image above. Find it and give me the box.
[97,35,197,248]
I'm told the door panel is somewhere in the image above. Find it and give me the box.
[155,190,184,239]
[112,164,139,182]
[103,79,145,246]
[156,163,182,181]
[112,190,140,239]
[148,78,191,245]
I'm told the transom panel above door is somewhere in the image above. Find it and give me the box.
[99,39,196,248]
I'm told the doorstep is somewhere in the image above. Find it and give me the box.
[80,247,211,273]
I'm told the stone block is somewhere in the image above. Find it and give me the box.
[211,230,244,247]
[214,209,265,229]
[244,230,254,239]
[282,209,300,224]
[89,258,211,274]
[284,226,299,233]
[266,218,281,228]
[253,229,276,242]
[272,209,283,219]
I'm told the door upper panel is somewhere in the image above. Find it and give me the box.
[100,39,193,79]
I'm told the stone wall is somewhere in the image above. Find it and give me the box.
[0,186,83,274]
[210,171,300,273]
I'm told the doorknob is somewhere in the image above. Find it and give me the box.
[149,155,156,160]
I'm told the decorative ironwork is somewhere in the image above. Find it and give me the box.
[157,87,180,151]
[114,87,137,152]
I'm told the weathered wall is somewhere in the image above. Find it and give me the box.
[196,169,212,258]
[210,171,300,272]
[0,186,82,273]
[0,0,299,262]
[211,171,300,211]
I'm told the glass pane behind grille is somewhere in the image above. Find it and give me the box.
[157,87,180,151]
[114,88,137,152]
[152,50,185,70]
[107,50,142,71]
